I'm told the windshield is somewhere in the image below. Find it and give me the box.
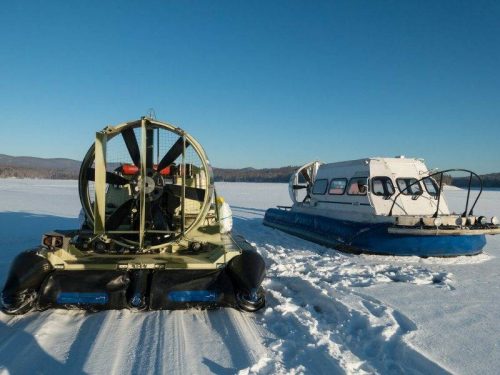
[396,178,423,195]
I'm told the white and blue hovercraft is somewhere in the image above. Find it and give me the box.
[264,157,500,256]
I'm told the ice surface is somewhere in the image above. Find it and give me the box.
[0,179,499,374]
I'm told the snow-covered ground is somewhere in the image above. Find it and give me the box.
[0,179,499,374]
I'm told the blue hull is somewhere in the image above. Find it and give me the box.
[263,208,486,256]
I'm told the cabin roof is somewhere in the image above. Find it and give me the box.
[321,157,425,169]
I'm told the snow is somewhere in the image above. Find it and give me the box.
[1,179,499,374]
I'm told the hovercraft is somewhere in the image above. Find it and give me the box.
[2,117,266,314]
[264,157,500,256]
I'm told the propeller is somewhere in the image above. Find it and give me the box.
[300,169,312,185]
[151,202,169,230]
[157,137,191,171]
[122,127,141,167]
[164,184,206,202]
[298,165,316,203]
[86,168,130,186]
[85,120,210,243]
[106,199,136,230]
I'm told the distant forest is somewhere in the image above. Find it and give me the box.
[452,173,500,189]
[0,166,78,180]
[0,165,297,182]
[0,154,499,187]
[213,166,297,183]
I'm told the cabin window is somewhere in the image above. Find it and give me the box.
[347,177,368,195]
[371,177,395,197]
[396,178,423,195]
[423,177,440,196]
[312,179,328,195]
[329,178,347,195]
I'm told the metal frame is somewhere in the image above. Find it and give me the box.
[78,117,215,251]
[94,132,107,234]
[388,169,483,217]
[289,161,322,204]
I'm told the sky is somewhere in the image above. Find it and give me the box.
[0,1,499,173]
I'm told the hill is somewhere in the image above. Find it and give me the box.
[0,154,81,179]
[0,154,297,182]
[0,154,498,186]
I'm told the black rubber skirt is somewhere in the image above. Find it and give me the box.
[1,249,266,314]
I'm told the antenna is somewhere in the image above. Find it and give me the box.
[147,108,157,119]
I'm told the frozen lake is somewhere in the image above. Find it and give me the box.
[0,179,499,374]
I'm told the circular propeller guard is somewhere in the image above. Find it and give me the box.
[78,118,214,250]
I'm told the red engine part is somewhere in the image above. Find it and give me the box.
[121,164,172,176]
[122,164,139,175]
[158,165,171,175]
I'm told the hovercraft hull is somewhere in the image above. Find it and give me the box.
[264,208,485,257]
[1,248,266,314]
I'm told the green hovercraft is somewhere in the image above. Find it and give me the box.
[2,117,266,314]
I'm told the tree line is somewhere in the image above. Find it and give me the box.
[1,164,499,188]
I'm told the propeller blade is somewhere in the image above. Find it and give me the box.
[86,168,129,186]
[151,202,169,230]
[146,127,154,171]
[185,186,206,201]
[157,137,191,171]
[300,169,312,184]
[164,184,206,202]
[122,128,141,167]
[106,199,135,230]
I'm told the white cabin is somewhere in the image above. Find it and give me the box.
[292,157,450,223]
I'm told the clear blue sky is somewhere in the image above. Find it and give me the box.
[0,1,499,172]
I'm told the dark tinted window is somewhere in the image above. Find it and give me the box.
[371,177,395,196]
[329,179,347,195]
[312,179,328,195]
[397,178,423,195]
[347,177,368,196]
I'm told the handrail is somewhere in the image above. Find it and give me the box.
[388,169,483,217]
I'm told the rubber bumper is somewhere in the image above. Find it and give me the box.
[226,249,266,295]
[2,251,266,313]
[38,271,130,310]
[1,250,52,314]
[149,269,237,309]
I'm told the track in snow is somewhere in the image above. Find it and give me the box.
[2,180,499,374]
[0,308,274,374]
